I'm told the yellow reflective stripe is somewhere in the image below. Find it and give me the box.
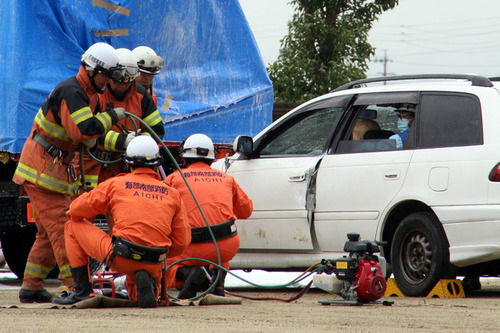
[104,131,120,151]
[25,262,52,279]
[16,163,80,195]
[37,173,70,194]
[95,112,113,132]
[35,109,69,142]
[71,106,93,125]
[68,180,82,196]
[84,174,98,189]
[15,163,38,183]
[143,110,162,126]
[59,264,73,279]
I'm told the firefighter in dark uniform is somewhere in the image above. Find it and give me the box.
[13,42,127,303]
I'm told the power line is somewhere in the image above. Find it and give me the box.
[372,16,500,29]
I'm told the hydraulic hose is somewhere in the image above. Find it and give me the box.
[78,117,140,191]
[88,112,326,301]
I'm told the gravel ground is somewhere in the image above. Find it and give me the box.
[1,275,500,332]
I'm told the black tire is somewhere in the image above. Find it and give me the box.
[1,229,37,279]
[391,212,450,297]
[0,229,59,279]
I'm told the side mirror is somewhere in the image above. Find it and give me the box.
[233,135,253,155]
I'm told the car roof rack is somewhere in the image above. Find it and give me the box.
[332,74,493,92]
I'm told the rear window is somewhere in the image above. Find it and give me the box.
[417,93,482,148]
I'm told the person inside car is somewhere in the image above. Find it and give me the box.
[389,105,415,149]
[353,119,380,140]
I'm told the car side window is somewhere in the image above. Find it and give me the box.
[336,105,401,153]
[417,93,482,148]
[259,107,343,156]
[332,92,420,154]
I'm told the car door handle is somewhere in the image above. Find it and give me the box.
[384,170,400,180]
[289,174,306,182]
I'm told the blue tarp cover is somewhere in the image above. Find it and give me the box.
[0,0,273,153]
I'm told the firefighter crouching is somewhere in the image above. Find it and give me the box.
[163,134,253,299]
[52,136,190,307]
[13,42,128,303]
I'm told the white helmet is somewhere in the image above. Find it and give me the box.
[123,135,162,167]
[132,46,164,75]
[114,48,139,83]
[181,134,215,160]
[81,42,121,78]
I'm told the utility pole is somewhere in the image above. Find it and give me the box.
[373,50,393,84]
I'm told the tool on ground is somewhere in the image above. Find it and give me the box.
[315,232,393,306]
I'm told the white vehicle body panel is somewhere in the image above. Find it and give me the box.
[228,156,321,250]
[315,150,413,252]
[216,76,500,277]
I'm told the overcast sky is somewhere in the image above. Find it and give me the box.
[239,0,500,78]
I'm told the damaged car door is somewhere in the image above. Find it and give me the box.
[223,96,350,253]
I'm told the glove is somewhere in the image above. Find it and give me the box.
[112,107,127,121]
[124,131,140,148]
[82,138,97,149]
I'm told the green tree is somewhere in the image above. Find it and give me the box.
[268,0,398,103]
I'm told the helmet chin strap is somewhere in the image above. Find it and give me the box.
[88,70,105,94]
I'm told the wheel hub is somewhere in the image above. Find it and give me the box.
[402,233,432,281]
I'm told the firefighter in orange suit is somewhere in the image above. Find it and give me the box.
[163,134,253,299]
[13,42,128,303]
[83,48,164,192]
[52,136,190,307]
[132,46,164,106]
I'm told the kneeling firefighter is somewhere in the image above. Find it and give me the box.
[163,134,253,298]
[52,136,190,307]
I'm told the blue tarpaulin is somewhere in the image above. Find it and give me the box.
[0,0,273,153]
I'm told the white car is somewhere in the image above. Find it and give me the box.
[214,74,500,297]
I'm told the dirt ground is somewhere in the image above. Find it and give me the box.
[1,277,500,333]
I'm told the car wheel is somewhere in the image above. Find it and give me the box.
[0,229,37,279]
[391,212,450,297]
[0,229,59,279]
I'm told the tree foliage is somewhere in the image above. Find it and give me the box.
[268,0,398,103]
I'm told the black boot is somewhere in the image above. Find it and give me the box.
[210,269,226,296]
[176,267,207,299]
[53,265,92,305]
[19,289,55,303]
[135,270,157,308]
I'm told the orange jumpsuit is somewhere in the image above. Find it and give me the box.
[83,82,164,190]
[64,167,190,301]
[13,66,124,290]
[163,161,253,289]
